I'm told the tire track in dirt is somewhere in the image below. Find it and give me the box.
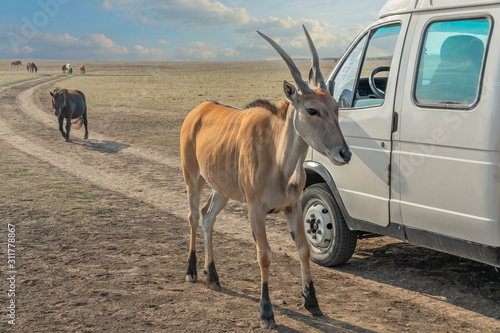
[0,76,259,253]
[16,80,181,171]
[0,75,55,95]
[2,76,500,332]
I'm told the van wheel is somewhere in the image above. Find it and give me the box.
[301,183,357,266]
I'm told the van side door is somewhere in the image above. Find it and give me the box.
[396,10,498,246]
[316,15,410,226]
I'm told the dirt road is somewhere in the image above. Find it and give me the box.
[1,75,500,332]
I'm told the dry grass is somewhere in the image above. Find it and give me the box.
[2,59,336,155]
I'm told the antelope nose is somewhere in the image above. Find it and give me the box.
[339,150,351,163]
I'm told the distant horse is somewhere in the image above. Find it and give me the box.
[11,60,21,68]
[62,64,72,74]
[80,64,85,74]
[50,88,88,142]
[27,62,37,73]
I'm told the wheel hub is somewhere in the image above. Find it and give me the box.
[304,201,334,249]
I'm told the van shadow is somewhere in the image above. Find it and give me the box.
[220,288,378,332]
[73,139,131,154]
[335,240,500,320]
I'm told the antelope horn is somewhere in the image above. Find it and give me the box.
[257,30,313,95]
[302,25,327,90]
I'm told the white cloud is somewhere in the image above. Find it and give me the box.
[36,32,129,58]
[2,30,165,61]
[173,42,240,61]
[99,0,365,60]
[102,0,146,10]
[102,0,253,28]
[236,19,362,61]
[219,47,239,58]
[157,39,169,46]
[174,41,217,60]
[289,39,303,49]
[130,44,164,60]
[15,45,34,55]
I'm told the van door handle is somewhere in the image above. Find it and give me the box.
[392,112,399,132]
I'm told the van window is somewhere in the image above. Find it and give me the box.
[415,18,490,108]
[333,34,368,108]
[333,24,401,109]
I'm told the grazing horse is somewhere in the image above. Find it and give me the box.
[11,60,21,68]
[180,26,350,329]
[27,62,37,73]
[50,88,88,142]
[80,64,85,74]
[62,64,73,74]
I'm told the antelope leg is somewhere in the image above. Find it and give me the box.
[284,203,323,316]
[201,190,228,290]
[249,203,276,329]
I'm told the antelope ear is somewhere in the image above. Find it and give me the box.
[50,92,54,97]
[283,80,300,105]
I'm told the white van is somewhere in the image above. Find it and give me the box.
[301,0,500,267]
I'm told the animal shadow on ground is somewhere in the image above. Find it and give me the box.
[220,288,378,332]
[338,241,500,320]
[73,139,131,154]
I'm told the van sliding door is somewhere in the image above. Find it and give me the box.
[396,12,499,246]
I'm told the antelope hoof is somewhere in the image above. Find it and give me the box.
[260,299,276,329]
[186,251,197,283]
[303,281,323,317]
[185,273,197,283]
[205,262,221,290]
[260,318,276,330]
[207,280,221,291]
[305,301,323,317]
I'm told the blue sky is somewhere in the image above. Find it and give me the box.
[0,0,387,61]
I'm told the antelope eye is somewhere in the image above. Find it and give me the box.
[307,108,318,116]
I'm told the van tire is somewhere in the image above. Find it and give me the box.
[301,183,357,266]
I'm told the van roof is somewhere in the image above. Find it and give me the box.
[380,0,500,18]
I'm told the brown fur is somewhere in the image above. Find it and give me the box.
[245,88,328,121]
[181,27,349,327]
[245,98,290,120]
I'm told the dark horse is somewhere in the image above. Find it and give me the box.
[11,60,21,67]
[27,62,37,73]
[50,88,88,142]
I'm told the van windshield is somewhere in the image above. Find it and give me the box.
[333,24,401,109]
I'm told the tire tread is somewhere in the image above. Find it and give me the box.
[301,183,357,266]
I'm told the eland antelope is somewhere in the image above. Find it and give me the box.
[180,25,350,329]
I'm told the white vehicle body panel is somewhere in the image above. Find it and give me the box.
[306,0,500,266]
